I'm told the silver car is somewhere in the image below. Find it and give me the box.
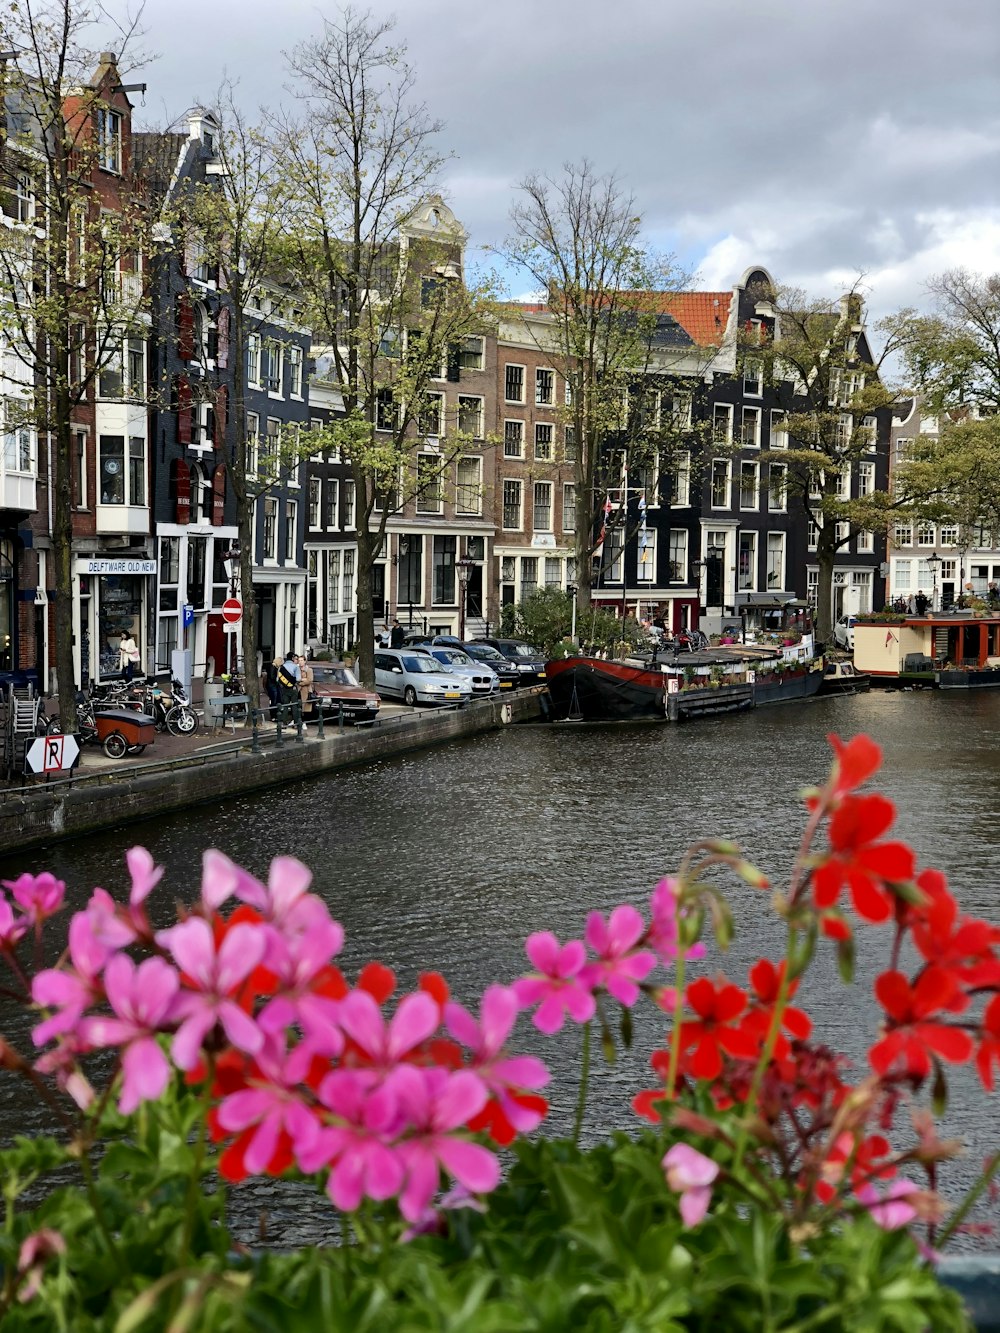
[373,649,474,707]
[421,646,498,695]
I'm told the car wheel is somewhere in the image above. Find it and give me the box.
[403,685,418,707]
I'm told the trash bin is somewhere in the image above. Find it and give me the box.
[203,680,225,727]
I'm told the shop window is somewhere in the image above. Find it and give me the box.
[99,435,125,503]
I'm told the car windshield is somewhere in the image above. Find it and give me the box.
[312,667,359,687]
[435,650,470,666]
[402,655,446,673]
[467,645,503,661]
[507,644,538,658]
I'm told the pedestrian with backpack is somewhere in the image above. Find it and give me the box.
[276,652,300,723]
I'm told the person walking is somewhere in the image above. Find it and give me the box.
[297,654,314,720]
[389,618,405,648]
[275,652,300,723]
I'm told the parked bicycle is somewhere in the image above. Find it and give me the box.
[93,677,198,736]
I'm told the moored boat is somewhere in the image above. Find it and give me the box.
[820,660,871,694]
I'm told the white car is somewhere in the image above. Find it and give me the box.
[833,614,858,651]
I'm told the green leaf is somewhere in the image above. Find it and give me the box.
[620,1006,633,1050]
[836,931,855,984]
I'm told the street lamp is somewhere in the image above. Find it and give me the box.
[927,551,941,612]
[567,582,578,646]
[221,542,241,674]
[456,557,476,642]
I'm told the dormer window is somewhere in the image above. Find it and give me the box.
[96,107,122,173]
[202,130,214,154]
[14,171,33,223]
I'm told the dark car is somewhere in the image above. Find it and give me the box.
[309,663,381,724]
[461,641,520,689]
[471,638,547,685]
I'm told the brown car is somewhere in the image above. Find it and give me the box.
[309,663,381,724]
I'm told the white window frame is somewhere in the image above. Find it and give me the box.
[713,403,733,446]
[767,463,787,513]
[533,480,552,532]
[245,412,259,478]
[738,530,757,591]
[535,367,555,406]
[858,462,875,497]
[502,478,523,531]
[504,363,525,404]
[459,336,484,372]
[456,455,482,515]
[670,452,690,507]
[740,406,761,448]
[308,476,321,529]
[457,394,484,439]
[262,496,278,563]
[739,460,759,511]
[770,410,788,449]
[288,346,303,398]
[766,532,785,589]
[711,458,731,509]
[669,528,688,582]
[416,453,443,514]
[247,334,261,388]
[503,419,524,458]
[534,422,553,461]
[562,482,576,534]
[325,478,340,530]
[637,527,656,582]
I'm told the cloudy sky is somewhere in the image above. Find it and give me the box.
[110,0,999,322]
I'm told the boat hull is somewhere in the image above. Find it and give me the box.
[545,657,665,721]
[752,668,824,706]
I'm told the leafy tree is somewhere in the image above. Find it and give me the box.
[738,282,914,644]
[500,586,648,658]
[0,1,152,728]
[272,9,497,686]
[901,269,1000,413]
[501,163,707,610]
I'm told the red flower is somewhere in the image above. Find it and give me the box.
[813,794,916,923]
[976,995,1000,1092]
[907,871,1000,987]
[828,734,882,799]
[869,968,973,1079]
[674,977,758,1080]
[815,1130,895,1203]
[744,959,812,1054]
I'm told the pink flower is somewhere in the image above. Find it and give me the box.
[3,872,64,926]
[582,905,656,1005]
[159,918,266,1069]
[511,932,596,1035]
[17,1228,65,1302]
[78,954,179,1113]
[34,1038,94,1110]
[337,988,439,1086]
[304,1070,406,1209]
[31,913,111,1046]
[444,985,549,1134]
[663,1142,719,1227]
[85,847,162,949]
[201,850,316,934]
[392,1065,500,1222]
[0,893,28,951]
[257,912,345,1050]
[215,1039,324,1176]
[648,878,706,964]
[857,1179,919,1231]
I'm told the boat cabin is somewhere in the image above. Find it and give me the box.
[854,613,1000,685]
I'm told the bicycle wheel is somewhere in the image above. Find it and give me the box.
[102,732,128,759]
[126,744,146,756]
[166,706,198,736]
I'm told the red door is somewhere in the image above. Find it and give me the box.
[206,613,228,678]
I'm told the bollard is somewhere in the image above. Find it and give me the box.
[338,701,344,731]
[316,705,325,739]
[294,701,304,743]
[275,706,284,747]
[251,708,261,754]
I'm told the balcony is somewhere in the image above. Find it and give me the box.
[0,468,36,514]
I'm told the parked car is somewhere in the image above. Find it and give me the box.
[460,642,520,690]
[373,649,473,707]
[309,663,381,723]
[471,638,547,685]
[422,646,499,695]
[833,614,858,651]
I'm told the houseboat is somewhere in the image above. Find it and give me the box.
[853,612,1000,688]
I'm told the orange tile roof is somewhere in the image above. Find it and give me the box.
[513,290,732,347]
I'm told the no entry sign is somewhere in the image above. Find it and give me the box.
[222,598,243,625]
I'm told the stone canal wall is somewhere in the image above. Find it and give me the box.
[0,691,544,857]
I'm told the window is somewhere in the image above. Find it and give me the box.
[637,528,656,582]
[863,415,878,452]
[711,459,730,508]
[836,466,851,500]
[289,346,303,397]
[534,422,553,461]
[459,337,484,371]
[375,389,397,431]
[917,524,935,547]
[247,335,260,387]
[807,569,819,606]
[670,392,693,429]
[939,524,958,547]
[545,557,562,588]
[504,364,525,403]
[668,529,688,582]
[836,413,853,448]
[2,408,32,473]
[328,550,340,614]
[738,531,756,590]
[743,360,762,396]
[263,418,281,475]
[739,461,759,510]
[808,518,820,551]
[128,437,145,505]
[284,501,297,561]
[262,497,278,561]
[893,437,914,465]
[246,413,259,477]
[416,454,443,513]
[895,559,912,591]
[852,569,872,612]
[740,407,761,448]
[262,341,282,393]
[398,535,422,606]
[768,463,787,512]
[533,482,552,532]
[126,337,144,398]
[521,556,539,593]
[766,533,784,588]
[535,368,555,405]
[419,392,444,437]
[433,536,456,603]
[562,483,576,533]
[14,170,33,223]
[607,529,624,583]
[859,462,874,496]
[98,342,123,398]
[308,477,321,528]
[770,410,788,449]
[669,453,690,506]
[458,395,483,437]
[835,521,850,547]
[99,435,125,503]
[857,530,874,553]
[342,550,355,613]
[713,403,733,445]
[343,480,356,528]
[73,428,87,506]
[564,425,578,462]
[96,107,122,172]
[456,456,481,514]
[894,524,912,547]
[503,420,524,458]
[325,479,339,529]
[502,479,522,530]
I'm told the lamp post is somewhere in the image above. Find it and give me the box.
[927,551,941,613]
[456,556,475,642]
[222,542,241,675]
[567,583,578,646]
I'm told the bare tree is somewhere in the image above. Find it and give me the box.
[273,8,496,686]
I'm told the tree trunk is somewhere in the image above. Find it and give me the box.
[229,300,261,712]
[51,407,77,732]
[815,536,837,647]
[353,467,376,688]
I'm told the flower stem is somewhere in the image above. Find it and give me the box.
[572,1020,592,1147]
[732,927,793,1170]
[935,1148,1000,1248]
[665,949,687,1102]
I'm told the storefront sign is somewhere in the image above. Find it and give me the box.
[77,559,156,575]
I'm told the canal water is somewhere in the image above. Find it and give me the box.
[4,689,1000,1244]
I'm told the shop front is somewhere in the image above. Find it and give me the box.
[75,556,155,686]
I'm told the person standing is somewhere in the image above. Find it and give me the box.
[119,632,141,681]
[914,590,928,616]
[275,652,300,722]
[390,618,405,648]
[297,654,314,719]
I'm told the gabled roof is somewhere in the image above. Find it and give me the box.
[513,290,732,348]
